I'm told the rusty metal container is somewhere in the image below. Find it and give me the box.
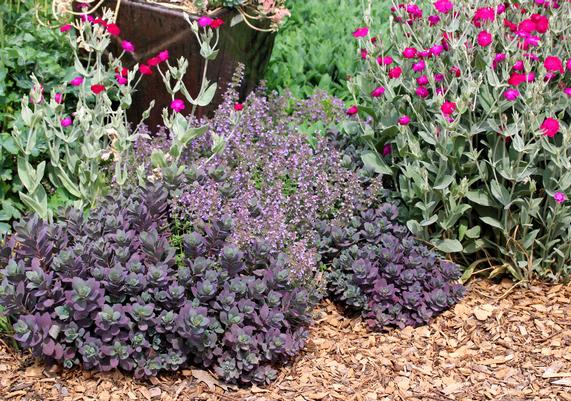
[101,0,275,130]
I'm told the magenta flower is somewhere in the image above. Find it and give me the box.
[54,92,63,104]
[158,50,169,62]
[413,60,426,72]
[567,58,571,72]
[60,116,73,128]
[544,56,564,73]
[477,30,492,47]
[398,115,411,125]
[383,144,393,156]
[434,73,444,82]
[416,86,429,98]
[441,101,457,116]
[541,117,560,138]
[115,75,128,86]
[360,49,368,60]
[417,75,429,86]
[430,45,444,56]
[377,56,393,66]
[493,53,506,68]
[346,105,359,116]
[513,60,524,71]
[554,192,567,204]
[234,103,244,111]
[564,88,571,97]
[170,99,186,113]
[434,0,453,13]
[121,40,135,53]
[198,16,213,28]
[60,24,72,33]
[352,27,369,38]
[503,89,520,101]
[428,15,441,26]
[388,67,402,79]
[371,87,385,97]
[402,47,417,59]
[70,76,84,86]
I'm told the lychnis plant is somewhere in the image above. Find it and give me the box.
[12,8,219,221]
[348,0,571,281]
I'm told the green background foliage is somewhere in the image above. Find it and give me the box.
[0,0,73,232]
[265,0,391,100]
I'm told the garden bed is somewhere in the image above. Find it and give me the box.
[1,280,569,401]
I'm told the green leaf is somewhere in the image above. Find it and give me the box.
[433,239,463,253]
[480,216,504,230]
[195,82,217,107]
[420,214,438,226]
[150,149,168,168]
[179,125,208,147]
[490,180,511,206]
[361,151,392,175]
[466,191,495,207]
[434,174,454,190]
[19,186,48,219]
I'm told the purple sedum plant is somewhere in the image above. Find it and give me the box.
[317,203,465,331]
[0,182,318,384]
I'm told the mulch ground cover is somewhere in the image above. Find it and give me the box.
[1,279,570,401]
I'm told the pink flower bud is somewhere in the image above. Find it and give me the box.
[54,92,63,104]
[346,105,358,116]
[170,99,186,113]
[158,50,169,62]
[503,88,520,101]
[352,27,369,38]
[60,24,72,33]
[554,191,567,204]
[61,116,73,128]
[70,76,84,86]
[371,87,385,97]
[121,40,135,53]
[198,16,213,28]
[398,115,411,125]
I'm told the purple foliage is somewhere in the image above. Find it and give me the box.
[317,204,465,330]
[0,183,318,384]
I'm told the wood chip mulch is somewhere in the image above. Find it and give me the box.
[1,279,570,401]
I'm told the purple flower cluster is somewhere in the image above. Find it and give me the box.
[136,87,377,280]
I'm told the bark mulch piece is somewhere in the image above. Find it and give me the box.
[1,279,570,401]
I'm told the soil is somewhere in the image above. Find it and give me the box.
[1,279,570,401]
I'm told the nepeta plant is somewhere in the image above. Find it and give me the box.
[348,0,571,281]
[0,181,318,383]
[136,86,382,279]
[317,203,465,330]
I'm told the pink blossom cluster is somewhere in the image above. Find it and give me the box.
[349,1,569,140]
[55,17,171,127]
